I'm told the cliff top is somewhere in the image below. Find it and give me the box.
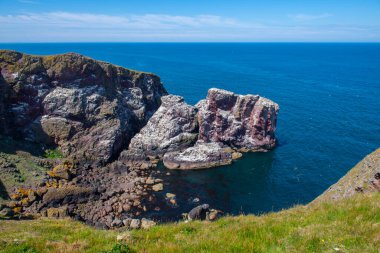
[0,50,159,87]
[314,148,380,203]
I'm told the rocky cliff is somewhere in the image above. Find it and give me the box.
[121,95,199,164]
[0,50,167,165]
[163,88,279,169]
[198,88,279,151]
[0,50,280,228]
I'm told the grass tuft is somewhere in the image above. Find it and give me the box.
[44,149,64,159]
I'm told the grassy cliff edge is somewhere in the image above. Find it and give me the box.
[1,148,379,253]
[0,193,379,252]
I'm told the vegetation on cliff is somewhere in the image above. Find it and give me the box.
[0,192,379,253]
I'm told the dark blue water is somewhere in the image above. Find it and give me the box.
[1,43,379,215]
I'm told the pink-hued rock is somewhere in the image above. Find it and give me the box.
[163,88,279,170]
[197,88,279,152]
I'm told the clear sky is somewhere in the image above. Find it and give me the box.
[1,0,379,42]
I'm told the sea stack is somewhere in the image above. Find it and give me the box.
[163,88,279,169]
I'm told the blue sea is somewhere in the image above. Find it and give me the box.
[1,43,380,216]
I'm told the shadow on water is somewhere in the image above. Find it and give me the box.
[148,151,276,221]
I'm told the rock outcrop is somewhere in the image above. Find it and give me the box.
[163,88,279,169]
[0,50,167,164]
[314,148,380,203]
[163,142,240,170]
[197,88,279,151]
[121,95,198,161]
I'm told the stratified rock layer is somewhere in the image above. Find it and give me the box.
[0,50,167,164]
[197,88,279,151]
[126,95,198,158]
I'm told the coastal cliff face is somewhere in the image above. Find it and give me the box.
[0,50,280,228]
[314,148,380,203]
[0,50,167,165]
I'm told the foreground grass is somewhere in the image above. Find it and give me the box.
[0,193,379,253]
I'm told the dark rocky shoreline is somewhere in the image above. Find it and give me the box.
[0,50,279,228]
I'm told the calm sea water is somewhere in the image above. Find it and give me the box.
[1,43,380,216]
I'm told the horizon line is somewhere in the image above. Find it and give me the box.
[1,41,380,44]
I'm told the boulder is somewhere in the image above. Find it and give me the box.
[152,183,163,192]
[42,186,93,204]
[141,218,157,229]
[197,88,279,151]
[0,207,14,217]
[125,95,198,158]
[207,209,223,221]
[111,218,123,228]
[130,218,141,229]
[188,204,210,221]
[46,206,68,218]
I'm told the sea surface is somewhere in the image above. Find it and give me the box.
[1,43,380,216]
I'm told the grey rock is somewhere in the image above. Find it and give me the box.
[0,207,14,217]
[118,149,155,169]
[122,218,132,227]
[192,197,200,203]
[126,95,198,158]
[163,142,234,170]
[111,218,123,228]
[188,204,210,221]
[130,218,141,229]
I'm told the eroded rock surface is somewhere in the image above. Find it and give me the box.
[125,95,198,158]
[163,88,279,169]
[163,142,237,170]
[197,88,279,151]
[0,50,167,164]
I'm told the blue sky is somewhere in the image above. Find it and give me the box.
[0,0,379,42]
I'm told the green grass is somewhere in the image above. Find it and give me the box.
[0,193,379,253]
[0,136,51,203]
[43,149,64,159]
